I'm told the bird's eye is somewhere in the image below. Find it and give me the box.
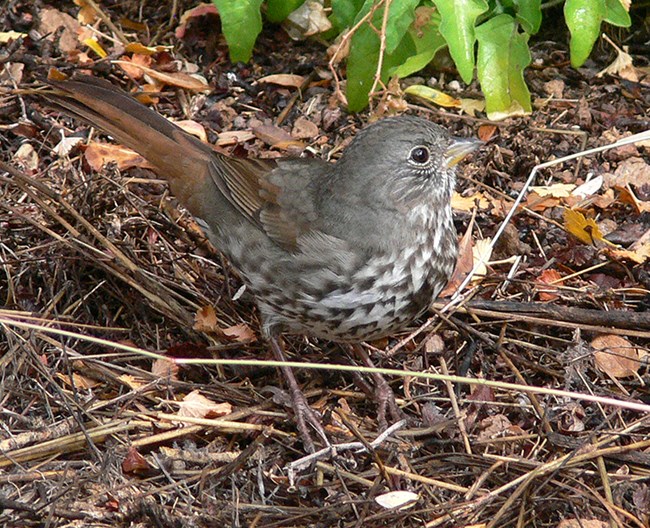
[409,146,430,165]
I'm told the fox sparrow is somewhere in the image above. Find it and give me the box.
[43,75,479,451]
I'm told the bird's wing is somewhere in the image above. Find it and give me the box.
[209,156,338,252]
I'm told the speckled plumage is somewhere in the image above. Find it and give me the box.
[46,77,478,344]
[45,76,480,451]
[201,116,464,341]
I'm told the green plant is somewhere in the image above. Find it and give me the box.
[211,0,632,119]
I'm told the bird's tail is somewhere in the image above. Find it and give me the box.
[42,75,219,218]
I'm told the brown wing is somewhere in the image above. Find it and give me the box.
[44,75,324,251]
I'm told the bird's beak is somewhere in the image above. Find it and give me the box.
[444,137,482,168]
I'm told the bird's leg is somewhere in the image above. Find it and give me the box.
[351,344,405,431]
[269,335,329,453]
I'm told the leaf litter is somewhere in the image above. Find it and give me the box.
[0,2,649,527]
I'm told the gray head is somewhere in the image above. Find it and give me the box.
[334,115,479,209]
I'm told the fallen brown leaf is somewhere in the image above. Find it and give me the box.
[151,358,179,380]
[537,269,563,302]
[257,74,306,88]
[193,305,219,333]
[84,142,153,171]
[38,7,80,54]
[221,323,257,343]
[112,60,210,92]
[176,390,232,419]
[592,334,641,379]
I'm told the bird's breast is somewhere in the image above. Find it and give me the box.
[269,233,454,341]
[248,204,458,342]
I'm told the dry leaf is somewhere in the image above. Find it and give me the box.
[563,209,615,246]
[572,175,603,198]
[537,269,563,302]
[82,38,107,58]
[439,220,474,297]
[597,42,638,82]
[176,390,232,419]
[257,74,306,88]
[524,192,561,212]
[176,120,208,142]
[124,42,172,55]
[118,374,146,390]
[459,98,486,117]
[73,0,99,24]
[112,60,210,92]
[253,124,305,150]
[557,520,608,528]
[604,157,650,189]
[477,414,512,441]
[151,358,179,380]
[291,117,319,139]
[84,142,153,171]
[615,184,650,214]
[56,372,100,389]
[193,305,219,333]
[478,124,497,142]
[472,238,493,280]
[592,334,641,379]
[175,3,219,39]
[38,7,80,54]
[221,323,257,343]
[0,62,24,86]
[404,85,461,108]
[121,447,152,475]
[559,402,586,433]
[451,191,492,212]
[13,143,39,171]
[117,53,153,79]
[0,31,27,43]
[486,99,530,121]
[590,188,616,209]
[606,243,650,264]
[253,124,293,145]
[530,183,576,198]
[284,0,332,39]
[374,491,419,510]
[216,130,256,146]
[53,134,84,157]
[543,79,565,98]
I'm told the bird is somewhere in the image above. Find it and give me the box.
[42,74,480,451]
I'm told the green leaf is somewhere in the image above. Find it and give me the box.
[331,0,366,31]
[513,0,541,34]
[475,13,532,120]
[603,0,631,27]
[565,0,631,68]
[212,0,264,62]
[346,1,381,111]
[391,8,446,78]
[266,0,306,23]
[431,0,489,83]
[384,0,420,54]
[564,0,605,68]
[346,0,418,111]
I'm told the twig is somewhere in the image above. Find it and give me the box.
[327,1,386,106]
[441,299,650,331]
[449,128,650,305]
[367,0,392,109]
[287,420,406,484]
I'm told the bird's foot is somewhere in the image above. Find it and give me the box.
[351,344,406,431]
[269,336,329,453]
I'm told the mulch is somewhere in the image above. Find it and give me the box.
[1,1,649,526]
